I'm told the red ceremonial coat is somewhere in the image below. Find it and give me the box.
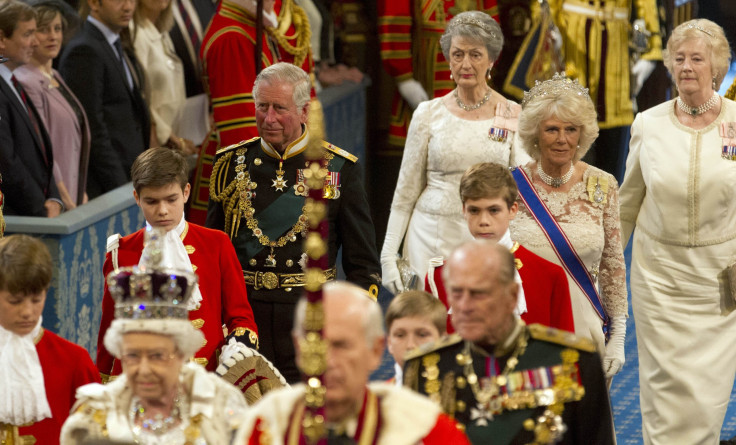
[16,329,99,445]
[188,0,314,224]
[426,244,575,334]
[377,0,499,149]
[96,222,258,377]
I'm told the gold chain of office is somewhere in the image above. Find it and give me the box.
[215,149,309,248]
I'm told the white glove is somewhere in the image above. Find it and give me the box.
[603,316,626,379]
[381,257,404,295]
[217,338,288,386]
[381,209,412,295]
[397,79,429,110]
[631,59,656,97]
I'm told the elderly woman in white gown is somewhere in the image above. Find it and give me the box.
[60,245,246,444]
[619,19,736,444]
[381,10,530,293]
[509,74,628,380]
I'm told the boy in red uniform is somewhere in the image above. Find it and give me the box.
[0,234,99,445]
[426,162,574,332]
[96,147,260,380]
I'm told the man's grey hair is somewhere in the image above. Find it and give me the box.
[252,62,311,109]
[293,281,385,345]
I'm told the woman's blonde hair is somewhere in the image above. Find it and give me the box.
[663,19,731,90]
[518,76,599,161]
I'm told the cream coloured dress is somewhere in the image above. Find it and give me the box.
[510,164,628,353]
[387,97,531,279]
[60,363,246,444]
[619,98,736,445]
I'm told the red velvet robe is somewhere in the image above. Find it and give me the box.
[96,222,258,377]
[15,329,99,445]
[426,244,575,333]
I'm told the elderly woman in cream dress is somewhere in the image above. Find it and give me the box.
[381,11,530,293]
[60,263,246,444]
[619,19,736,445]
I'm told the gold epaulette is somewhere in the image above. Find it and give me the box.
[215,137,260,156]
[322,141,358,163]
[527,324,595,353]
[404,333,463,362]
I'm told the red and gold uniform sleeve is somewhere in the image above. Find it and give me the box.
[377,0,414,82]
[202,4,273,148]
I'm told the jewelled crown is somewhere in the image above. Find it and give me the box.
[522,72,590,108]
[107,226,198,320]
[449,17,496,39]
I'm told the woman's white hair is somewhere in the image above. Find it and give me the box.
[104,319,205,359]
[663,19,732,90]
[518,84,599,161]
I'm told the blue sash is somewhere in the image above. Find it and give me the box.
[511,167,609,333]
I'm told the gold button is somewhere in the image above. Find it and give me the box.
[249,258,257,266]
[254,158,262,165]
[262,272,279,290]
[456,400,466,412]
[286,259,294,267]
[456,376,467,389]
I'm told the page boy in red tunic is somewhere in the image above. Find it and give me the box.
[96,147,259,380]
[0,235,99,445]
[425,162,574,333]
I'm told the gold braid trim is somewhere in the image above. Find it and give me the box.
[725,78,736,101]
[209,151,240,238]
[267,1,311,67]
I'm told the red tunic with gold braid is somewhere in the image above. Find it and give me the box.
[189,0,314,225]
[96,223,258,378]
[377,0,499,149]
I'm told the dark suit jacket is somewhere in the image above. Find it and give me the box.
[59,20,150,198]
[169,0,216,97]
[0,75,59,216]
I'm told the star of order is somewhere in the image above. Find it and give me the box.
[272,175,288,191]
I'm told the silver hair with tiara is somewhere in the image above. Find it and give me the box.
[522,72,590,108]
[448,16,497,40]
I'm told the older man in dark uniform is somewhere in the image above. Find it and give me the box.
[207,62,381,383]
[404,240,614,444]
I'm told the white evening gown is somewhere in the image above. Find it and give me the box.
[388,97,530,279]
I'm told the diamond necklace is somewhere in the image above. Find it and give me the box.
[455,88,491,111]
[537,162,574,188]
[677,92,719,116]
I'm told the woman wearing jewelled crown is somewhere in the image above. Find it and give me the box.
[60,261,247,444]
[381,11,531,293]
[619,19,736,444]
[509,74,628,382]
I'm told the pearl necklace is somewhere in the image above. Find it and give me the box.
[454,88,491,111]
[537,162,574,188]
[677,92,719,116]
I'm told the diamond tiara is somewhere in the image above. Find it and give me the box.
[686,22,714,37]
[522,72,590,108]
[449,17,497,39]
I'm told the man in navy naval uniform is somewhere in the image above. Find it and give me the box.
[207,62,381,384]
[404,240,614,444]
